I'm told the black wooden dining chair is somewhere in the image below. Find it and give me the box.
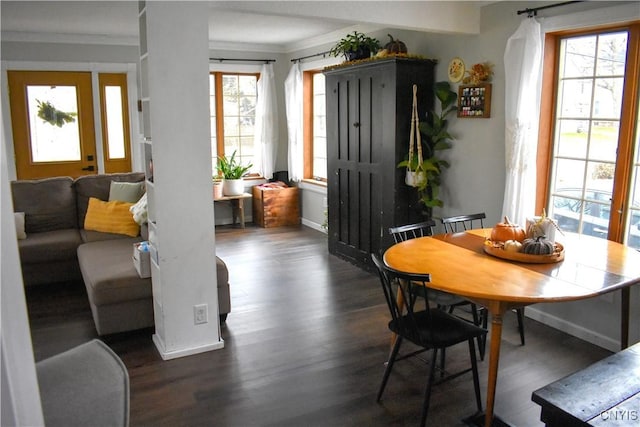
[440,212,486,233]
[440,212,526,347]
[372,254,485,427]
[389,220,485,365]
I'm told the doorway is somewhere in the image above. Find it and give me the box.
[7,70,133,179]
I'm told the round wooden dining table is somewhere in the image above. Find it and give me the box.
[383,229,640,427]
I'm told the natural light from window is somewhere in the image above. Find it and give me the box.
[26,85,80,162]
[547,31,634,245]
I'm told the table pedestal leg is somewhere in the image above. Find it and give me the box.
[485,311,503,427]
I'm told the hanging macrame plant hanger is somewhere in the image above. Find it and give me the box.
[405,84,425,187]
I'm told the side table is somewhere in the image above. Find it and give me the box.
[214,193,252,228]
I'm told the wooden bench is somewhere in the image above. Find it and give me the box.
[531,342,640,426]
[214,192,252,228]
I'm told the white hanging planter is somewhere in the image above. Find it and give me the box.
[405,170,426,187]
[223,179,245,196]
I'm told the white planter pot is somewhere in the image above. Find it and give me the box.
[223,179,244,196]
[405,170,426,187]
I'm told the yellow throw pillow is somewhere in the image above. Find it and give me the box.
[84,197,140,237]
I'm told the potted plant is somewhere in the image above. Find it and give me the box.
[329,31,380,62]
[398,81,457,217]
[212,175,223,199]
[217,150,253,196]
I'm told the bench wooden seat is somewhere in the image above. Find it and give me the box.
[531,342,640,426]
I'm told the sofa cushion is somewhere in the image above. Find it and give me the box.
[11,177,77,233]
[109,181,145,203]
[77,239,151,306]
[84,198,139,237]
[74,173,144,228]
[18,229,83,264]
[15,212,27,239]
[80,229,136,243]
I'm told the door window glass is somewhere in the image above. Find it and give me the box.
[27,85,80,162]
[104,86,126,159]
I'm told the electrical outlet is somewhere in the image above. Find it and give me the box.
[194,304,208,324]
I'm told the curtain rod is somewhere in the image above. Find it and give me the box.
[209,58,275,64]
[517,1,583,17]
[291,50,332,63]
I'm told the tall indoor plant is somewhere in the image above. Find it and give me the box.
[398,81,457,216]
[217,150,253,196]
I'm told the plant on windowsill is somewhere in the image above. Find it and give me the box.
[329,31,381,62]
[217,150,253,196]
[397,81,457,218]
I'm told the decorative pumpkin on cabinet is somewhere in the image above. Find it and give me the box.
[490,216,526,242]
[522,236,555,255]
[384,34,407,54]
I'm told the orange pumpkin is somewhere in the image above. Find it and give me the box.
[491,216,526,242]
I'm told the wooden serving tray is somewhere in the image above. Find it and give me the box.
[483,240,565,264]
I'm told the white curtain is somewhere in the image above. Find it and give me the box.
[502,18,543,227]
[254,63,278,180]
[284,62,303,182]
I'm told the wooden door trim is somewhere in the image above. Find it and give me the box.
[8,70,96,179]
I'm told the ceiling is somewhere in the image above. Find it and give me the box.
[1,1,489,53]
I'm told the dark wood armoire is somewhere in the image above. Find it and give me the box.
[324,57,436,271]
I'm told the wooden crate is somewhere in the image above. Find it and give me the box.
[252,185,300,228]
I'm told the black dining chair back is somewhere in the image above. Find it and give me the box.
[389,218,485,366]
[441,212,486,233]
[440,212,526,347]
[388,220,436,244]
[371,254,485,427]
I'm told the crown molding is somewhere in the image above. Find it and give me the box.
[1,31,139,46]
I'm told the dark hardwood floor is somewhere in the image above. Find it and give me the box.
[26,224,612,426]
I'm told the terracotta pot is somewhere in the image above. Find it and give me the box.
[213,182,223,199]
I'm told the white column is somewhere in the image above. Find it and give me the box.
[143,1,223,359]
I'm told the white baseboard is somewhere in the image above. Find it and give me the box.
[153,334,225,360]
[525,307,619,352]
[302,218,327,234]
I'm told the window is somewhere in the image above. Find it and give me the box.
[303,70,327,182]
[539,23,640,249]
[99,73,132,173]
[209,72,258,175]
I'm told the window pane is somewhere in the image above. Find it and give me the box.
[224,116,240,137]
[596,32,627,76]
[26,85,81,162]
[559,79,592,118]
[587,121,619,162]
[593,77,623,118]
[104,86,125,159]
[312,72,327,179]
[561,35,596,78]
[556,119,588,158]
[209,74,217,173]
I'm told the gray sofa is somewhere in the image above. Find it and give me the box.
[12,173,230,335]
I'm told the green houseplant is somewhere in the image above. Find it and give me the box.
[217,150,253,196]
[329,31,380,61]
[217,150,252,179]
[398,81,457,215]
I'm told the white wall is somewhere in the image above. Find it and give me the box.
[1,99,44,425]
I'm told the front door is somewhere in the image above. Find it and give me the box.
[8,70,97,179]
